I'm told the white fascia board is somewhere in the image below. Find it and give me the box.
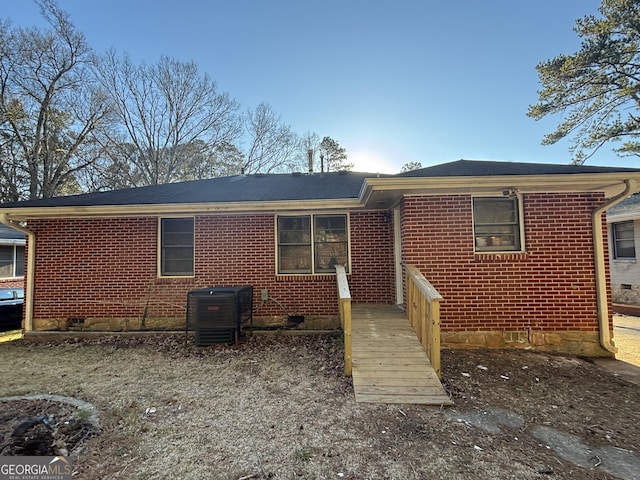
[361,173,640,204]
[606,211,640,223]
[0,198,364,221]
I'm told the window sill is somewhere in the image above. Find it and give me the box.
[155,276,196,285]
[474,251,529,262]
[276,273,340,282]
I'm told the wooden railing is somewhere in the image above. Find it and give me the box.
[335,265,352,376]
[405,264,443,378]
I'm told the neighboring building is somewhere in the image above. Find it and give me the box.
[0,223,25,289]
[607,193,640,309]
[2,159,640,356]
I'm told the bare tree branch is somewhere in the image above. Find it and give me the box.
[0,0,110,200]
[95,52,241,186]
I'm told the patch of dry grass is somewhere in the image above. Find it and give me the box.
[0,329,22,343]
[1,333,639,479]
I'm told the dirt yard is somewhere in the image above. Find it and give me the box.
[0,332,639,480]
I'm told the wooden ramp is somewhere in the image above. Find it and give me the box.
[351,304,452,405]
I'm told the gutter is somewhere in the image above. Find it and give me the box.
[0,214,35,331]
[0,198,364,221]
[592,179,638,354]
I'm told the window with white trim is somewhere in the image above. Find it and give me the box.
[277,214,349,274]
[160,218,194,276]
[0,245,24,278]
[612,221,635,259]
[473,197,522,252]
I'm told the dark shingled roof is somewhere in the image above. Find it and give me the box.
[397,159,640,177]
[0,171,383,209]
[1,160,639,210]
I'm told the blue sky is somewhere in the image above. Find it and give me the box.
[6,0,629,174]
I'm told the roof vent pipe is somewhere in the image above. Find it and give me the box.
[307,149,313,175]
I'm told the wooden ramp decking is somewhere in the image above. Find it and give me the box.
[351,304,452,405]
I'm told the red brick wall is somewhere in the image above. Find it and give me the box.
[349,211,395,303]
[401,193,608,333]
[30,218,159,322]
[28,210,394,327]
[27,193,608,333]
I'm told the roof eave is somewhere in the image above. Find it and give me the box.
[606,210,640,223]
[4,171,640,220]
[0,198,365,221]
[360,172,640,208]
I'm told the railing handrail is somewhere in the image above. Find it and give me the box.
[335,265,352,376]
[405,264,443,378]
[335,265,351,302]
[406,264,443,302]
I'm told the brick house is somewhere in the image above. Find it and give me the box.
[2,159,639,356]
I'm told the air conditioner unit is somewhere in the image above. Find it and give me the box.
[186,286,253,345]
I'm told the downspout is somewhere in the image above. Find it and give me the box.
[0,214,35,331]
[592,179,638,354]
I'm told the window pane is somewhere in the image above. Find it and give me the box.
[315,242,348,272]
[614,222,635,258]
[163,219,193,238]
[474,198,517,224]
[279,245,312,273]
[473,197,521,251]
[278,216,312,273]
[315,215,347,242]
[278,217,311,244]
[615,224,634,239]
[315,215,348,272]
[15,246,24,277]
[616,241,636,258]
[0,246,12,278]
[475,225,519,248]
[163,232,193,246]
[163,257,194,276]
[277,214,349,274]
[161,218,194,276]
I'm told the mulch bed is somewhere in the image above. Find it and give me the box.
[0,398,96,456]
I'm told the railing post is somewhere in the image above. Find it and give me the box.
[342,298,352,377]
[335,265,352,377]
[420,294,428,352]
[430,299,441,378]
[405,264,444,379]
